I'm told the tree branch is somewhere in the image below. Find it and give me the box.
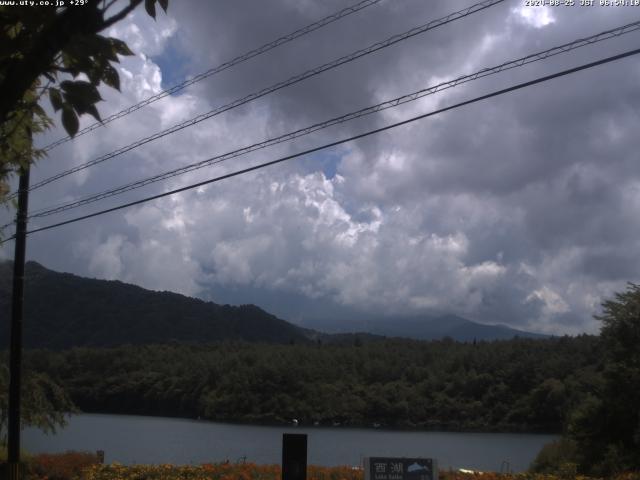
[102,0,120,13]
[0,7,95,125]
[101,0,144,30]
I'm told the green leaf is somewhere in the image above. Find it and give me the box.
[62,39,110,79]
[90,34,119,62]
[32,103,46,119]
[144,0,156,19]
[61,105,79,137]
[60,81,104,122]
[60,51,74,70]
[87,66,102,85]
[110,38,134,56]
[158,0,168,12]
[101,64,120,91]
[49,88,63,112]
[84,104,102,123]
[60,80,102,109]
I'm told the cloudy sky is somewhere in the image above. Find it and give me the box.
[2,0,640,335]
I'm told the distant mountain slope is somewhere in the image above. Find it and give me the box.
[0,261,309,349]
[301,314,547,341]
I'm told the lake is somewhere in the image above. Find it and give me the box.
[23,414,557,473]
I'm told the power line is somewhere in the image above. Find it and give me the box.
[3,46,636,243]
[22,19,640,220]
[40,0,385,152]
[17,0,504,198]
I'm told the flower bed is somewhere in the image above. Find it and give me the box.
[17,454,640,480]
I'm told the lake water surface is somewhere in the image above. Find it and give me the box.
[23,414,557,473]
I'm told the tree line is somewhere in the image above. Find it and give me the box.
[23,335,601,433]
[3,283,639,476]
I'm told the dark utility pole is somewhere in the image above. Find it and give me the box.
[7,166,31,480]
[282,434,307,480]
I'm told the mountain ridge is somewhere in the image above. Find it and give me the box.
[0,260,546,348]
[300,313,547,341]
[0,260,310,348]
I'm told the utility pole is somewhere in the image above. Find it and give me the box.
[7,165,30,480]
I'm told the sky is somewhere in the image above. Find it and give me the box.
[2,0,640,335]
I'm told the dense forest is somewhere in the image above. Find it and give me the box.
[24,336,602,433]
[1,268,637,475]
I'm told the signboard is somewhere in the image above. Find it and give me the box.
[364,457,437,480]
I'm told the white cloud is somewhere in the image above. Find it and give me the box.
[3,1,639,336]
[526,286,570,316]
[93,166,513,320]
[87,234,126,280]
[512,6,555,28]
[107,10,177,57]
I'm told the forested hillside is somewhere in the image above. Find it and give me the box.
[25,335,602,433]
[1,261,551,348]
[0,261,309,348]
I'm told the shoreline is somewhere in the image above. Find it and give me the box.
[63,410,561,436]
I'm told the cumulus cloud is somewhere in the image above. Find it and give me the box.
[512,5,555,29]
[3,0,640,335]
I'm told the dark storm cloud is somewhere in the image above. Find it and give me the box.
[170,0,514,131]
[3,0,639,335]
